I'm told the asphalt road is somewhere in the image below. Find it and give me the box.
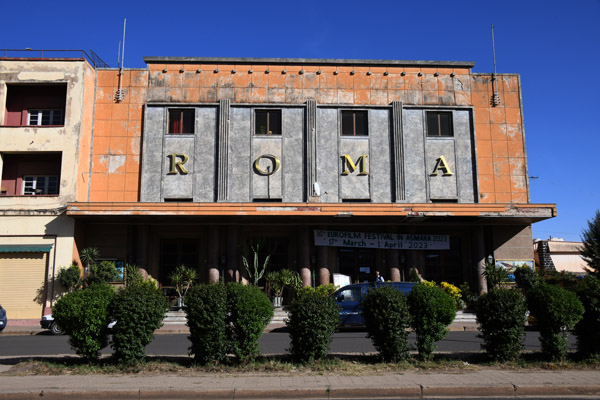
[0,330,576,357]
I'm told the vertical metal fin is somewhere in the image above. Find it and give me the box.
[217,99,231,201]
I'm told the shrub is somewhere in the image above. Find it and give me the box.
[575,276,600,359]
[314,283,339,297]
[57,264,81,292]
[52,284,115,362]
[482,261,508,290]
[441,281,462,309]
[109,281,168,364]
[514,266,538,291]
[225,283,273,363]
[407,283,456,360]
[185,284,228,365]
[287,287,340,363]
[476,288,527,362]
[527,282,584,361]
[362,286,410,362]
[87,260,119,286]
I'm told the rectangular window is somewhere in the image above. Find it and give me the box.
[22,176,59,195]
[255,110,281,135]
[168,109,194,134]
[28,109,63,126]
[426,111,453,137]
[341,110,368,136]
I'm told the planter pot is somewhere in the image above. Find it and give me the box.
[272,296,283,308]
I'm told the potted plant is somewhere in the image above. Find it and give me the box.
[265,270,285,307]
[169,265,197,309]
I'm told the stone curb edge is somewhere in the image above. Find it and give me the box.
[0,385,599,399]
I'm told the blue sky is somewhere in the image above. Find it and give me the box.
[3,0,598,241]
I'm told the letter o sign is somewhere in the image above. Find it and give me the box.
[253,154,281,176]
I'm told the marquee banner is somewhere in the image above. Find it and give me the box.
[314,230,450,250]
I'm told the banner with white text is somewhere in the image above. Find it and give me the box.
[314,230,450,250]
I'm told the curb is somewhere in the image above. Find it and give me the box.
[1,385,600,399]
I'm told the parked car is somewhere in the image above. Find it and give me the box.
[333,282,416,326]
[0,304,6,332]
[41,314,116,335]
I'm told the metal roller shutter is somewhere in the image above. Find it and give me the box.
[0,252,47,319]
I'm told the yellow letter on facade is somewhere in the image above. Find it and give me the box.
[341,154,369,175]
[167,153,189,175]
[430,155,453,176]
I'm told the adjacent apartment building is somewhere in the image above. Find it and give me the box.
[1,51,556,320]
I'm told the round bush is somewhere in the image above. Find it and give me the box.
[226,283,273,362]
[109,281,168,364]
[52,283,115,362]
[185,284,228,365]
[57,264,81,292]
[528,282,584,361]
[407,283,456,360]
[514,266,538,291]
[287,288,340,363]
[476,288,527,361]
[362,286,410,362]
[575,276,600,359]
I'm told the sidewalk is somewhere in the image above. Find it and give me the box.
[0,368,599,399]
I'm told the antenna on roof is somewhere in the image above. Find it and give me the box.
[115,18,126,102]
[490,24,501,107]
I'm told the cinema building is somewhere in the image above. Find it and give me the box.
[1,52,556,319]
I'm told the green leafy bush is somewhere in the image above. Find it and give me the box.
[362,286,410,362]
[407,283,456,360]
[87,260,119,286]
[226,283,273,362]
[476,288,527,361]
[575,276,600,359]
[527,282,584,361]
[287,287,340,363]
[52,284,115,362]
[514,266,538,291]
[482,261,508,290]
[109,281,168,364]
[185,284,229,365]
[57,264,82,292]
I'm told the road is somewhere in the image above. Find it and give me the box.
[0,330,576,357]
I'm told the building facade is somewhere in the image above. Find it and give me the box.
[1,52,556,319]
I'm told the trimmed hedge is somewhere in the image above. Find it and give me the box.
[476,288,527,361]
[52,283,115,362]
[287,287,340,363]
[362,286,410,362]
[185,284,229,365]
[527,282,584,361]
[109,281,168,364]
[575,276,600,359]
[408,283,456,360]
[226,283,273,362]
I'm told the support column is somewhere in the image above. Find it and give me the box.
[317,244,330,285]
[387,249,401,282]
[298,226,311,287]
[473,226,488,295]
[226,226,239,282]
[135,225,149,270]
[208,226,220,283]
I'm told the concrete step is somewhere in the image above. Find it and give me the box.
[455,310,476,322]
[163,310,187,325]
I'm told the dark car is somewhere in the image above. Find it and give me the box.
[0,304,7,332]
[333,282,416,326]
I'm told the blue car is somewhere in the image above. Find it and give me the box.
[0,304,6,332]
[333,282,416,326]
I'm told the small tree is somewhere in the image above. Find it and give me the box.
[362,286,410,362]
[575,276,600,359]
[57,264,82,292]
[581,209,600,277]
[482,260,509,291]
[170,265,197,307]
[408,283,456,360]
[86,260,119,286]
[80,247,99,274]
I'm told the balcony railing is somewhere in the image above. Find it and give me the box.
[0,49,110,68]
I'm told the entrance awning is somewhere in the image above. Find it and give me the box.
[0,245,53,253]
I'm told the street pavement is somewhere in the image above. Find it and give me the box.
[1,320,599,399]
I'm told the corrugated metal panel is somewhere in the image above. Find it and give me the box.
[0,252,47,319]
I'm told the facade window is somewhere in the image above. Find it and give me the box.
[4,84,67,127]
[341,110,368,136]
[168,109,194,134]
[22,176,59,195]
[28,109,63,126]
[255,110,281,135]
[426,111,453,137]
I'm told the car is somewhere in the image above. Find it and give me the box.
[333,282,416,326]
[41,314,116,335]
[0,304,6,332]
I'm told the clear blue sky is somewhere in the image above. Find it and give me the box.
[3,0,598,241]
